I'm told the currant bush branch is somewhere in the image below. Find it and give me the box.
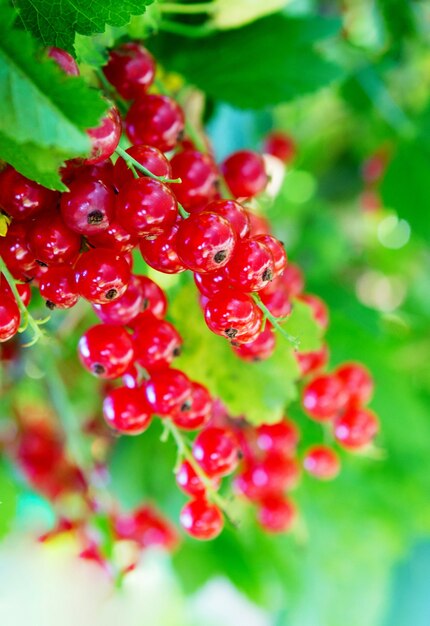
[115,146,182,184]
[251,293,300,350]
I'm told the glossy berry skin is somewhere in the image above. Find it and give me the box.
[279,263,304,298]
[74,248,131,304]
[170,150,219,211]
[302,374,347,421]
[180,499,223,540]
[192,427,239,478]
[103,42,155,100]
[38,265,79,309]
[144,368,192,416]
[257,494,296,533]
[0,166,59,221]
[298,293,329,329]
[60,178,114,235]
[256,418,299,455]
[176,461,209,497]
[253,235,287,278]
[176,212,236,273]
[264,132,296,163]
[335,362,374,406]
[225,237,274,292]
[295,344,329,377]
[48,47,80,76]
[247,211,271,236]
[0,292,20,342]
[334,407,379,450]
[194,269,231,298]
[0,223,38,280]
[85,106,121,165]
[1,278,32,308]
[221,150,268,198]
[135,276,168,319]
[303,445,340,480]
[113,145,172,189]
[139,223,186,274]
[92,275,144,325]
[259,282,292,318]
[116,177,178,238]
[125,94,185,152]
[232,326,276,362]
[204,292,262,341]
[78,324,134,378]
[61,159,115,187]
[235,454,300,502]
[88,221,138,254]
[133,316,182,371]
[114,505,178,550]
[103,386,152,435]
[28,210,81,266]
[205,199,250,239]
[172,382,212,430]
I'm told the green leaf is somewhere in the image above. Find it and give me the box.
[0,460,18,540]
[14,0,155,52]
[149,15,343,109]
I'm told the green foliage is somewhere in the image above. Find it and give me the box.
[0,460,17,540]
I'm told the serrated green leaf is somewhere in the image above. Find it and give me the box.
[14,0,154,52]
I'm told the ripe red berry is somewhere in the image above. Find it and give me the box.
[232,326,276,361]
[298,293,329,329]
[176,212,236,273]
[74,248,131,304]
[133,316,182,371]
[259,282,292,318]
[255,418,300,455]
[0,166,59,221]
[38,265,79,309]
[87,221,138,254]
[113,145,172,189]
[27,210,81,266]
[115,177,178,238]
[334,407,379,450]
[205,199,250,239]
[235,454,300,501]
[103,42,155,100]
[221,150,268,198]
[1,278,32,308]
[0,222,38,281]
[302,374,347,421]
[103,386,152,435]
[176,460,219,497]
[60,178,114,235]
[61,159,115,187]
[0,291,20,342]
[144,368,192,416]
[47,47,80,76]
[204,292,262,340]
[78,324,134,378]
[253,235,287,278]
[114,505,179,550]
[92,275,145,325]
[85,106,121,165]
[257,494,296,533]
[264,131,296,163]
[139,222,186,274]
[303,445,340,480]
[279,263,304,297]
[225,237,274,292]
[170,150,219,210]
[125,94,185,152]
[134,276,168,319]
[295,344,329,377]
[172,382,212,430]
[335,362,374,406]
[192,427,239,478]
[180,498,223,540]
[194,268,231,298]
[247,211,271,236]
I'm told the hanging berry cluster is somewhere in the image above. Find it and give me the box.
[0,41,380,569]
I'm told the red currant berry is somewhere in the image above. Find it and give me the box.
[180,498,223,540]
[144,368,192,416]
[47,47,79,76]
[122,364,140,389]
[38,265,79,309]
[0,222,37,280]
[87,221,138,254]
[295,344,329,377]
[172,382,212,430]
[362,150,388,185]
[113,145,172,190]
[204,292,261,340]
[103,386,152,435]
[0,166,59,221]
[303,445,340,480]
[192,427,239,478]
[92,275,145,325]
[85,106,121,165]
[232,326,276,361]
[256,418,299,455]
[194,268,231,298]
[235,454,300,501]
[298,293,329,329]
[16,283,32,307]
[114,505,178,550]
[225,237,274,292]
[170,150,219,211]
[134,276,168,319]
[125,95,185,152]
[221,150,268,198]
[205,199,250,239]
[139,222,186,274]
[253,235,287,278]
[335,362,374,406]
[176,461,211,497]
[264,132,296,163]
[133,316,182,371]
[61,159,115,187]
[247,211,271,236]
[78,324,134,378]
[103,42,155,100]
[257,494,296,533]
[176,212,236,273]
[302,374,347,421]
[28,210,81,266]
[116,177,178,238]
[74,248,131,304]
[334,407,379,450]
[259,281,292,318]
[279,263,304,297]
[0,291,20,342]
[60,178,114,235]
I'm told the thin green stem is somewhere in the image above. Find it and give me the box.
[158,2,216,15]
[158,19,216,38]
[115,146,181,184]
[178,202,190,219]
[252,293,300,350]
[95,69,128,116]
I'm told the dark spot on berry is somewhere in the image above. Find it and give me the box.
[105,288,118,300]
[214,250,227,264]
[180,399,192,412]
[214,178,221,193]
[87,210,104,224]
[177,128,185,143]
[145,234,158,241]
[142,298,150,310]
[36,260,48,267]
[45,300,56,310]
[173,347,182,357]
[92,363,105,375]
[225,327,238,339]
[262,268,273,282]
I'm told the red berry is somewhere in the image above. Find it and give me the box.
[74,248,131,304]
[134,276,168,319]
[295,344,329,377]
[247,211,271,236]
[279,263,304,297]
[298,293,329,329]
[264,132,296,163]
[114,505,178,550]
[302,374,347,421]
[205,199,250,239]
[0,291,20,342]
[60,178,114,235]
[85,106,121,165]
[103,42,155,100]
[235,454,300,501]
[176,460,219,497]
[0,166,59,221]
[144,368,192,416]
[103,386,152,434]
[28,210,81,266]
[232,326,276,361]
[15,283,32,307]
[170,150,219,210]
[115,177,178,238]
[122,364,140,389]
[38,265,79,309]
[221,150,267,198]
[133,316,182,371]
[192,427,239,478]
[125,94,185,152]
[0,222,38,280]
[61,159,115,187]
[335,362,374,406]
[253,235,287,278]
[225,237,274,292]
[47,47,79,76]
[87,221,138,254]
[139,222,186,274]
[259,281,292,318]
[92,275,145,325]
[257,494,296,533]
[334,407,379,450]
[362,150,388,185]
[204,292,262,341]
[78,324,134,378]
[172,382,212,430]
[194,268,231,298]
[180,498,223,540]
[113,145,172,189]
[255,419,299,455]
[303,445,340,480]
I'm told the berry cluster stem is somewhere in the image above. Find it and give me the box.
[115,146,182,184]
[252,293,300,350]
